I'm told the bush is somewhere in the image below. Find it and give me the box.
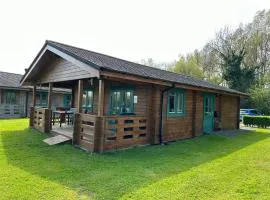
[243,116,270,128]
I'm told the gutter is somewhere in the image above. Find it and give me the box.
[159,83,175,144]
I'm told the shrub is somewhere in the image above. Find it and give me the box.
[243,116,270,128]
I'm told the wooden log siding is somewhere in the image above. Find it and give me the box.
[220,95,238,130]
[32,107,50,133]
[164,90,194,142]
[102,116,148,151]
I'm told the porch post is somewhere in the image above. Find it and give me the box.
[98,78,105,116]
[78,79,83,113]
[47,82,53,110]
[29,84,36,128]
[32,84,36,107]
[47,82,53,130]
[95,78,105,153]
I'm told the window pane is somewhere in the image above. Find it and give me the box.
[86,91,93,108]
[6,92,16,104]
[124,91,132,113]
[177,93,183,113]
[83,90,93,112]
[111,91,121,114]
[205,97,209,112]
[169,92,175,113]
[111,89,134,114]
[82,93,87,107]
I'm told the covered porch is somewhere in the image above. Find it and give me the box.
[29,77,151,152]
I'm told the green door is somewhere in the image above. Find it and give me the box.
[203,94,215,133]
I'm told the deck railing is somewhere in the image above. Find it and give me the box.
[73,114,100,152]
[30,107,51,133]
[0,104,25,118]
[73,114,149,152]
[102,116,148,151]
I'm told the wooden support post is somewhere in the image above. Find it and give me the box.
[32,84,36,107]
[98,79,105,116]
[96,79,105,153]
[47,83,53,130]
[191,91,197,137]
[47,83,53,110]
[147,85,153,144]
[77,80,83,113]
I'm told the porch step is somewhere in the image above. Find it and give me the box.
[43,135,71,145]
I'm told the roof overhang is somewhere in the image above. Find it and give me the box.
[102,70,248,97]
[20,42,100,86]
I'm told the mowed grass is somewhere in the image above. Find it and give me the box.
[0,119,270,200]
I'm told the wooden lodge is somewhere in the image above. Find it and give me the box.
[21,40,247,153]
[0,71,71,118]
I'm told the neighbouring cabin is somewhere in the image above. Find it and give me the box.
[0,71,71,118]
[21,40,246,153]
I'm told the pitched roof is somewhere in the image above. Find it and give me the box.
[44,40,244,95]
[0,71,71,93]
[0,71,23,88]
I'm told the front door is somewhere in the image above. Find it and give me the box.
[203,94,215,133]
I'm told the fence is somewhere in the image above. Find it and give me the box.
[0,104,25,118]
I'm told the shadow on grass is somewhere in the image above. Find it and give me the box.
[1,127,269,199]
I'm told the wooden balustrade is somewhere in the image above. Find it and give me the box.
[0,104,25,118]
[102,116,148,151]
[73,113,100,152]
[31,107,50,133]
[73,114,148,152]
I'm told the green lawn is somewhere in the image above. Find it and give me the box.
[0,119,270,200]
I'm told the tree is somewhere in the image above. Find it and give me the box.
[168,52,204,79]
[249,87,270,115]
[210,27,255,92]
[244,10,270,87]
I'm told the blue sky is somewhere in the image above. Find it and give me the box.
[0,0,270,74]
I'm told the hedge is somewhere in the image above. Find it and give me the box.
[243,116,270,128]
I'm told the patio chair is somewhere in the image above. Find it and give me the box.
[69,108,77,125]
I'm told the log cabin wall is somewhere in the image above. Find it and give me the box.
[220,95,238,130]
[72,77,240,152]
[164,89,194,142]
[195,92,203,136]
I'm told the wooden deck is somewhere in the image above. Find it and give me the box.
[51,124,73,139]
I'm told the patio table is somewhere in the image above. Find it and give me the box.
[52,110,74,127]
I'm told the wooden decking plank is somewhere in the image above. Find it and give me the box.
[43,135,71,145]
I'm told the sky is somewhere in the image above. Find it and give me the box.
[0,0,270,74]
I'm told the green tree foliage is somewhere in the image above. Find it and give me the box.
[168,52,204,79]
[209,27,256,93]
[249,87,270,115]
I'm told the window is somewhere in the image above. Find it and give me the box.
[5,91,16,104]
[36,92,48,107]
[204,96,213,113]
[110,87,134,115]
[63,94,72,108]
[83,89,93,113]
[167,89,186,116]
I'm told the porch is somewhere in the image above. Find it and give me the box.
[30,107,148,152]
